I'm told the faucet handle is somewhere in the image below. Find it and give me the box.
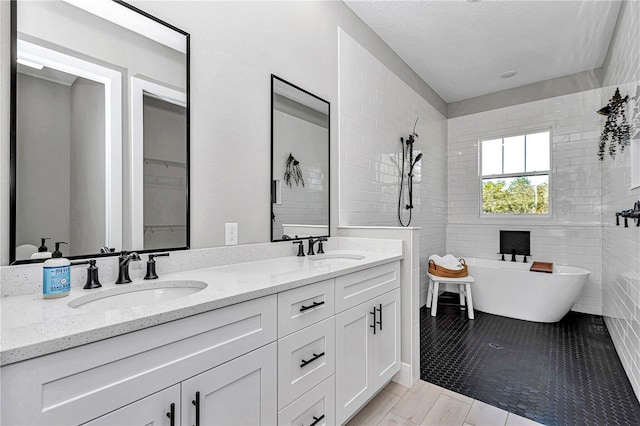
[145,253,170,280]
[317,237,328,254]
[84,260,102,289]
[72,260,102,289]
[293,240,305,257]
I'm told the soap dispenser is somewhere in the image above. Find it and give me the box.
[43,242,70,299]
[31,237,52,259]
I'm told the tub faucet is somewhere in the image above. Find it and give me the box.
[116,251,141,284]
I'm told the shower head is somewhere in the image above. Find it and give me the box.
[409,152,423,174]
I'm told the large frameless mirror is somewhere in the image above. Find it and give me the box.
[270,75,330,242]
[10,0,189,264]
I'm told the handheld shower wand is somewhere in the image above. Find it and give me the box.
[397,118,423,226]
[409,153,423,175]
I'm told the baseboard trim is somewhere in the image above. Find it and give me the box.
[392,362,415,387]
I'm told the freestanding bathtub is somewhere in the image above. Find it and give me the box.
[464,257,590,323]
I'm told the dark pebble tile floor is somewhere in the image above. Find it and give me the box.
[420,293,640,426]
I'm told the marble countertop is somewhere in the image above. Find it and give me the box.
[0,250,402,366]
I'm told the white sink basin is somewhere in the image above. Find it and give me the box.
[69,280,207,310]
[309,254,365,262]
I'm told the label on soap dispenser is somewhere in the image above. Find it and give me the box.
[43,266,70,295]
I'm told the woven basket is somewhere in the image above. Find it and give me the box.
[428,258,468,278]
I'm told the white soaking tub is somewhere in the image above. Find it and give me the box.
[464,257,590,323]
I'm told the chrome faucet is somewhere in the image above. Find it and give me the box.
[115,252,141,284]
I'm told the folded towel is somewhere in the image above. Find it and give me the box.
[429,254,463,270]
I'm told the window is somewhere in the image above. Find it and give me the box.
[480,130,550,214]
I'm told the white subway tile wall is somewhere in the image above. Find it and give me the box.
[447,88,604,315]
[600,0,640,401]
[338,29,448,295]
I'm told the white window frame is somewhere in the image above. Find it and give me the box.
[478,128,552,217]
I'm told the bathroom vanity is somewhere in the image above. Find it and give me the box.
[0,250,401,425]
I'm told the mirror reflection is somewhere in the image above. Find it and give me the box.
[271,75,329,241]
[12,0,189,263]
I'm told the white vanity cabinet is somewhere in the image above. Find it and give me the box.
[335,263,401,425]
[277,261,401,426]
[0,295,277,426]
[1,258,401,426]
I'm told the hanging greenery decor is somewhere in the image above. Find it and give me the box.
[597,88,631,160]
[284,153,305,187]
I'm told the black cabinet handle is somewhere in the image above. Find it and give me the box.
[300,300,325,312]
[370,309,377,335]
[192,391,200,426]
[300,352,325,368]
[309,414,325,426]
[376,303,383,331]
[166,402,175,426]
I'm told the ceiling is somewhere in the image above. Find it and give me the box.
[345,0,622,103]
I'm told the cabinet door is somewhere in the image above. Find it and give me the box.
[369,289,401,390]
[335,301,374,425]
[82,384,180,426]
[182,342,277,426]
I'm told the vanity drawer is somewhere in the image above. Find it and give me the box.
[0,295,277,426]
[278,375,335,426]
[335,261,400,313]
[277,317,335,409]
[278,279,335,337]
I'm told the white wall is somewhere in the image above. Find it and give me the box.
[600,0,640,401]
[70,78,105,256]
[338,29,449,296]
[16,74,71,256]
[0,1,445,264]
[123,0,444,252]
[447,89,604,315]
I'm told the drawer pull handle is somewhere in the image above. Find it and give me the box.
[192,391,200,426]
[166,402,175,426]
[300,300,325,312]
[370,309,377,335]
[300,352,325,368]
[309,414,325,426]
[376,303,383,331]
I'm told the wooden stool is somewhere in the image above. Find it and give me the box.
[426,273,475,319]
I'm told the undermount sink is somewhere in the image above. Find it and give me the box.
[68,280,207,310]
[309,254,365,262]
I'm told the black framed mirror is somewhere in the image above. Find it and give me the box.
[270,75,330,242]
[10,0,190,264]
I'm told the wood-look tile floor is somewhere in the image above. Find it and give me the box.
[347,380,545,426]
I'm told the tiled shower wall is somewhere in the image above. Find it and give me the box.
[447,89,604,315]
[338,29,448,291]
[601,0,640,401]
